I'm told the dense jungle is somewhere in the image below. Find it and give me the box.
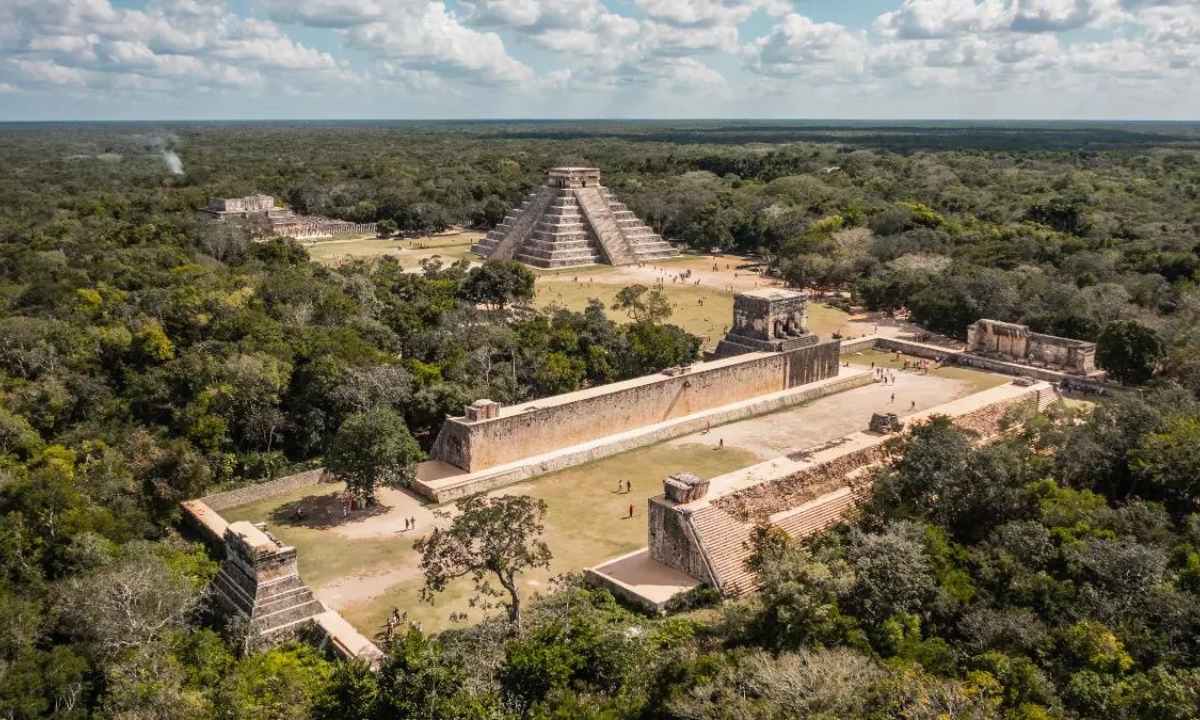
[3,120,1200,720]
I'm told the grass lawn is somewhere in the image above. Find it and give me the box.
[221,441,757,637]
[307,231,484,267]
[533,280,849,351]
[845,348,1012,394]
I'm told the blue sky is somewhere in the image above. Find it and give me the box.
[1,0,1197,120]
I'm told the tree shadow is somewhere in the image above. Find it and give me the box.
[269,491,391,530]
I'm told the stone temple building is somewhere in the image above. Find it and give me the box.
[471,167,679,268]
[204,194,277,219]
[211,521,324,643]
[715,288,818,357]
[966,319,1099,376]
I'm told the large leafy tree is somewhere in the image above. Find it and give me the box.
[457,260,535,311]
[612,284,672,324]
[324,407,424,504]
[415,494,552,630]
[1097,320,1164,385]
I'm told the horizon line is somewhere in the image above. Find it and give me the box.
[0,117,1198,124]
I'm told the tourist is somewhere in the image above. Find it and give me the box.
[617,479,623,493]
[911,400,916,410]
[718,438,724,449]
[891,393,895,403]
[410,516,416,530]
[628,503,635,519]
[626,479,632,493]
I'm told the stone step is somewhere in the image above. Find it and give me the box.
[525,238,595,251]
[518,246,603,261]
[514,253,603,269]
[253,598,326,633]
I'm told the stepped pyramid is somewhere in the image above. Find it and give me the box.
[211,521,325,644]
[472,167,679,268]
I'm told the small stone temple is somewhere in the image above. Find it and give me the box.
[211,521,324,642]
[715,288,818,357]
[204,194,277,219]
[966,319,1098,375]
[471,167,678,268]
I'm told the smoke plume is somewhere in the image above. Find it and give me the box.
[161,149,184,175]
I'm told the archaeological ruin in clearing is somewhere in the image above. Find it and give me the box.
[205,193,377,240]
[182,287,1101,660]
[472,167,679,268]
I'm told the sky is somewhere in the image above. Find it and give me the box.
[0,0,1197,121]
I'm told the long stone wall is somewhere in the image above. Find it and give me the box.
[418,369,873,503]
[712,389,1040,523]
[200,469,327,511]
[431,341,840,473]
[647,383,1052,596]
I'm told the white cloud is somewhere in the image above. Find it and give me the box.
[345,3,533,85]
[875,0,1125,38]
[265,0,387,28]
[634,0,788,28]
[746,14,867,79]
[0,0,349,96]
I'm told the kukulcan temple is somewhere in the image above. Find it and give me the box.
[471,167,679,268]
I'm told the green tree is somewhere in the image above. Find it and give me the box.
[1097,320,1164,385]
[612,284,672,324]
[458,260,535,311]
[216,644,333,720]
[376,219,398,237]
[325,407,424,504]
[1130,415,1200,513]
[416,494,552,630]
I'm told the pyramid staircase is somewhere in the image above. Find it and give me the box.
[210,522,325,642]
[472,167,679,269]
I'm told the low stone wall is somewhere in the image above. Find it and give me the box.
[712,389,1040,523]
[839,336,879,353]
[712,443,885,524]
[180,500,229,546]
[432,341,841,473]
[200,469,327,511]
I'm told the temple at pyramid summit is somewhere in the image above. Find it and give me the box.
[471,167,679,268]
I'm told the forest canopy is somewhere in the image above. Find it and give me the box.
[2,120,1200,719]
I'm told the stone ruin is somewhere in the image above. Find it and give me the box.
[966,319,1098,376]
[210,521,324,643]
[471,167,679,268]
[205,194,277,218]
[204,193,376,240]
[868,412,903,434]
[715,288,819,357]
[663,472,710,504]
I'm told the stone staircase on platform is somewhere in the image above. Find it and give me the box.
[573,186,635,266]
[601,189,679,262]
[686,504,759,597]
[472,167,679,269]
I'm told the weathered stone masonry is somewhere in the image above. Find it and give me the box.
[210,521,325,642]
[431,340,841,474]
[646,385,1052,596]
[967,319,1098,375]
[471,167,679,268]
